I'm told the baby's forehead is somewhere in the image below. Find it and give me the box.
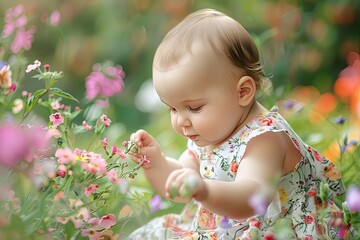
[154,40,227,71]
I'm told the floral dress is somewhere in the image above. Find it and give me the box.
[126,110,346,240]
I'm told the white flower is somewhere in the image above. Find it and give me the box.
[25,59,41,73]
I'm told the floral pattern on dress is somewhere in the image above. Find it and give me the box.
[126,110,346,240]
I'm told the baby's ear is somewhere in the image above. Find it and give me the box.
[236,76,256,107]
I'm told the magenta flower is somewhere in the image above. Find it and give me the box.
[99,214,116,229]
[345,185,360,212]
[49,112,64,127]
[85,63,125,100]
[11,27,36,53]
[150,194,162,213]
[0,123,30,167]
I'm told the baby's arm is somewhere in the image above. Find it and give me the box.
[198,131,287,219]
[130,129,198,200]
[167,131,289,219]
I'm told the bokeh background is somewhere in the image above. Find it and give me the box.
[1,0,359,236]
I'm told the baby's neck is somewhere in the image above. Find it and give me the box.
[205,101,267,152]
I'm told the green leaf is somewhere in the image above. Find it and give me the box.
[26,88,47,112]
[49,87,79,102]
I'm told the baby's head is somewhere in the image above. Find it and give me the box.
[153,8,267,92]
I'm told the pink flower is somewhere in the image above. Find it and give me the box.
[0,123,30,166]
[82,121,92,131]
[11,27,36,53]
[54,191,65,200]
[106,169,120,184]
[81,153,107,174]
[150,194,162,213]
[102,138,108,150]
[57,164,67,178]
[2,5,27,37]
[56,216,69,224]
[100,114,111,127]
[85,184,99,197]
[49,112,64,127]
[85,63,125,100]
[46,125,62,138]
[81,229,102,240]
[49,11,61,26]
[71,208,90,228]
[55,148,75,164]
[99,214,116,229]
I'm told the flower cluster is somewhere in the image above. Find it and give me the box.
[0,5,163,239]
[0,57,154,239]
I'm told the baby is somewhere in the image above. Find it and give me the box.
[127,8,345,239]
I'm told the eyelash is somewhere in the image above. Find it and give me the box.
[168,106,203,113]
[188,106,203,113]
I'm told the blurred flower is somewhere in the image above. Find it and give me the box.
[248,188,269,216]
[150,194,162,213]
[49,11,61,26]
[334,52,360,118]
[220,216,233,229]
[12,98,23,113]
[2,4,27,37]
[82,120,92,131]
[99,214,116,229]
[0,124,32,166]
[333,116,347,125]
[0,65,12,89]
[345,185,360,212]
[341,139,358,154]
[11,27,36,53]
[85,63,125,100]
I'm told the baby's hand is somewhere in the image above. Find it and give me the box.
[129,129,162,168]
[165,168,203,200]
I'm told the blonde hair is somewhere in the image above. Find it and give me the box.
[153,9,270,92]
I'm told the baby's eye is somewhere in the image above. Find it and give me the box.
[168,107,177,113]
[188,106,203,113]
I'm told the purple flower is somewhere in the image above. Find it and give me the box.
[333,116,347,125]
[345,185,360,212]
[149,194,162,213]
[85,63,125,100]
[248,190,269,216]
[220,216,233,229]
